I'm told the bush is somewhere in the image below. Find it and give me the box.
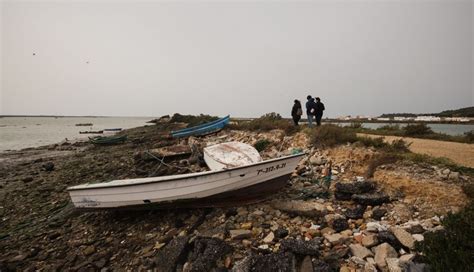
[357,136,387,149]
[416,202,474,272]
[377,124,401,132]
[349,122,363,129]
[235,113,297,134]
[254,139,271,152]
[465,130,474,143]
[169,113,219,127]
[404,123,433,136]
[308,124,357,147]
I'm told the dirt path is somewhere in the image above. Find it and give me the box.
[358,133,474,168]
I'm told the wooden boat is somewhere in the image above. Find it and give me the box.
[79,130,103,134]
[103,128,122,132]
[171,115,230,138]
[67,152,305,209]
[204,142,262,171]
[75,123,93,126]
[89,135,127,145]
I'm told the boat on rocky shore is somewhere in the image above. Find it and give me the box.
[89,135,127,145]
[171,115,230,138]
[67,152,305,209]
[79,130,103,134]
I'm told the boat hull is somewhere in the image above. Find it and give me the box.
[171,115,230,138]
[67,153,304,209]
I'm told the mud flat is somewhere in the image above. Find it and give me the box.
[0,122,472,271]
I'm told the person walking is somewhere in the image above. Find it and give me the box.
[314,97,325,126]
[305,95,316,127]
[291,100,303,126]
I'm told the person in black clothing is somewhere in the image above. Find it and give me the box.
[314,97,325,126]
[305,95,316,127]
[291,100,303,126]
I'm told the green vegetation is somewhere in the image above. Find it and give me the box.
[254,139,271,152]
[169,113,219,127]
[380,106,474,118]
[403,123,433,136]
[231,113,299,134]
[415,183,474,272]
[307,124,358,147]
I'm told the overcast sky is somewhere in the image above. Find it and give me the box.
[1,0,472,118]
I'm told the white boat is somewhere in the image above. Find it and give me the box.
[67,153,305,209]
[203,141,262,171]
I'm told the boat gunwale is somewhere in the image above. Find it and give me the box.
[171,115,230,135]
[67,152,305,191]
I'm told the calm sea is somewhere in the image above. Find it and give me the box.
[0,117,152,151]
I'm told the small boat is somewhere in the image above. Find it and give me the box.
[89,135,127,145]
[171,115,230,138]
[204,141,262,171]
[79,130,103,134]
[75,123,93,126]
[67,152,305,209]
[103,128,122,132]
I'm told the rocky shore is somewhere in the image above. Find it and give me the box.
[0,121,471,271]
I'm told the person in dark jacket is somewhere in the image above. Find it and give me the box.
[305,95,316,127]
[314,97,325,126]
[291,100,303,126]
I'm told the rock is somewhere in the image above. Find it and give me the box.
[249,252,295,272]
[271,200,327,218]
[230,230,252,240]
[366,222,387,232]
[371,208,387,220]
[352,193,390,206]
[350,256,366,266]
[312,259,332,272]
[280,238,320,256]
[390,227,415,249]
[155,236,190,272]
[242,240,252,247]
[339,266,350,272]
[331,218,349,233]
[258,244,269,250]
[300,256,313,272]
[324,233,346,245]
[310,155,326,166]
[188,237,233,272]
[448,171,460,181]
[241,222,252,230]
[377,232,404,251]
[399,254,415,262]
[340,229,352,237]
[334,181,376,200]
[274,228,289,239]
[412,234,424,242]
[231,255,251,272]
[373,243,398,270]
[263,232,275,243]
[82,245,95,256]
[349,244,373,259]
[362,234,379,248]
[386,258,402,272]
[405,223,425,234]
[320,227,335,235]
[344,205,366,219]
[22,176,34,183]
[42,162,55,171]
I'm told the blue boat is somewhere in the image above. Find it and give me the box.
[171,115,230,138]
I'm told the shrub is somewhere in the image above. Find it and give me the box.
[416,202,474,272]
[465,130,474,143]
[236,113,297,134]
[377,124,401,131]
[169,113,219,127]
[349,122,363,129]
[308,124,357,147]
[357,136,386,149]
[403,123,433,136]
[254,139,271,152]
[388,139,411,153]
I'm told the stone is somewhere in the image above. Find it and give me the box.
[241,222,252,230]
[377,232,404,251]
[271,200,327,218]
[300,256,313,272]
[263,232,275,243]
[399,254,415,262]
[332,218,349,233]
[350,256,366,266]
[366,222,387,232]
[155,236,189,272]
[231,255,251,272]
[334,181,376,200]
[42,162,55,171]
[352,193,390,206]
[412,234,424,242]
[371,208,387,220]
[324,233,346,245]
[249,252,296,272]
[373,243,398,270]
[349,244,373,259]
[242,240,252,247]
[188,237,233,272]
[405,223,425,234]
[386,258,402,272]
[340,266,351,272]
[22,176,34,183]
[280,238,320,256]
[312,259,332,272]
[390,227,415,249]
[362,234,379,248]
[82,245,95,256]
[274,228,289,239]
[320,227,335,235]
[449,171,460,181]
[230,229,252,240]
[340,229,353,237]
[344,205,366,219]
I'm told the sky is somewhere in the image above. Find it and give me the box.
[1,0,472,118]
